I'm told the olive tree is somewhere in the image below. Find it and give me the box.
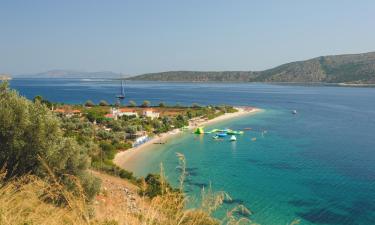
[0,82,100,199]
[99,100,109,106]
[142,100,151,108]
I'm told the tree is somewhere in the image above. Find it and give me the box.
[99,100,109,106]
[33,95,43,102]
[33,95,52,108]
[142,100,151,108]
[128,100,136,107]
[141,173,176,198]
[0,82,100,199]
[159,102,166,107]
[192,103,200,108]
[85,100,95,107]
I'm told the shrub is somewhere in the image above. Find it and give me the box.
[128,100,136,107]
[0,82,100,200]
[85,100,95,107]
[99,100,109,106]
[141,100,150,108]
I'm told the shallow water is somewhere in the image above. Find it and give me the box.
[9,78,375,224]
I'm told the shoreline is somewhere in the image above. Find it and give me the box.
[114,107,263,171]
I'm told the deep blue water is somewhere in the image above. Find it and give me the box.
[8,78,375,225]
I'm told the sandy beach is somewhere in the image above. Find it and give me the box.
[114,107,262,171]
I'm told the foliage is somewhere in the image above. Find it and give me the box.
[85,106,109,123]
[0,82,100,200]
[141,100,151,107]
[192,103,201,108]
[140,173,175,198]
[99,100,109,106]
[85,100,95,107]
[128,100,136,107]
[33,95,53,108]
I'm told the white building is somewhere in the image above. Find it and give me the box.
[142,110,160,119]
[132,135,150,147]
[111,108,138,119]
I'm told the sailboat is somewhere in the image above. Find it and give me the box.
[116,80,125,100]
[230,135,237,141]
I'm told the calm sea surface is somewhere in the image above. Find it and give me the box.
[9,78,375,225]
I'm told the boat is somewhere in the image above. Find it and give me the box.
[292,110,297,114]
[230,135,237,141]
[251,137,257,142]
[217,133,227,137]
[244,128,252,130]
[116,80,126,100]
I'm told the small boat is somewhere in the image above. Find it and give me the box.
[251,137,257,142]
[244,128,252,130]
[213,135,219,139]
[230,135,237,141]
[292,110,297,114]
[116,80,126,100]
[217,133,227,137]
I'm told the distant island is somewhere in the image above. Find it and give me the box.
[13,70,126,79]
[128,51,375,85]
[0,74,12,81]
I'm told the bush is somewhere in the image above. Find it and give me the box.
[0,82,100,200]
[85,100,95,107]
[141,100,150,108]
[128,100,136,107]
[99,142,116,160]
[99,100,109,106]
[140,173,177,198]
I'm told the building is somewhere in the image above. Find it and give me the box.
[142,109,160,119]
[118,108,138,117]
[110,108,138,120]
[104,113,116,120]
[132,135,150,147]
[53,107,81,118]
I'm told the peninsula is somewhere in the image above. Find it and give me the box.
[127,51,375,85]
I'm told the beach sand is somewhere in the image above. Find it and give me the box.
[114,107,262,171]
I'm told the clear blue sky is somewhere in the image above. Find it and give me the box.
[1,0,375,75]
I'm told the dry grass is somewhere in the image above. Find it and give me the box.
[0,155,300,225]
[0,171,91,225]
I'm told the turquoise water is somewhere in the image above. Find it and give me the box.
[128,110,375,225]
[9,79,375,224]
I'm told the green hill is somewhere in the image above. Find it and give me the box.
[128,52,375,84]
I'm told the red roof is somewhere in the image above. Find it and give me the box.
[119,108,137,113]
[53,108,81,114]
[104,113,115,118]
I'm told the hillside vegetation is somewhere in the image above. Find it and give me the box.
[0,82,266,225]
[128,52,375,84]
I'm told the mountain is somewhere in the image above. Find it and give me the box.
[14,70,124,79]
[128,52,375,84]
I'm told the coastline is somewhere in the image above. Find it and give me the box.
[114,107,262,171]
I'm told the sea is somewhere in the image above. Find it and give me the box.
[8,78,375,225]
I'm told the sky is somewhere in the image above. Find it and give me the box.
[1,0,375,75]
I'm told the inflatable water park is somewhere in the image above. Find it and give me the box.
[193,127,244,141]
